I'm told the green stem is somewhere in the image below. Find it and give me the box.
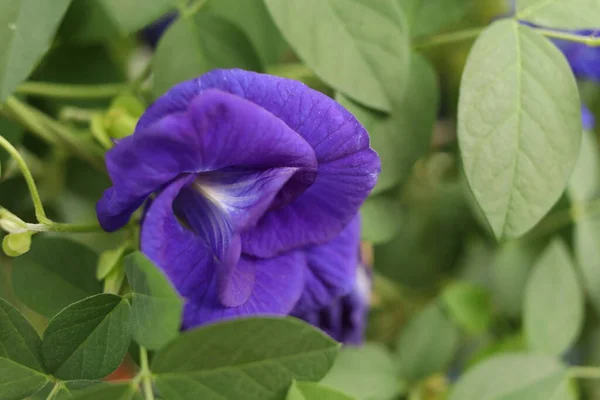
[45,382,62,400]
[25,221,103,233]
[181,0,209,18]
[570,366,600,379]
[139,347,155,400]
[16,81,127,99]
[0,136,48,223]
[535,28,600,47]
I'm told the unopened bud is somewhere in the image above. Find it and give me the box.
[2,232,32,257]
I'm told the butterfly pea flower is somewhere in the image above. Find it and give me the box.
[554,29,600,82]
[96,69,380,329]
[582,104,596,131]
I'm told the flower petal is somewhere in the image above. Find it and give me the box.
[138,69,380,256]
[582,104,596,131]
[554,29,600,82]
[97,88,317,232]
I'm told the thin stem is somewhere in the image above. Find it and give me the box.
[45,382,62,400]
[413,27,485,50]
[535,28,600,47]
[16,81,127,99]
[570,366,600,379]
[129,61,153,93]
[0,136,48,223]
[139,347,155,400]
[181,0,209,18]
[25,221,103,233]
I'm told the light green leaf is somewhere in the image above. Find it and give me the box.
[574,215,600,316]
[206,0,288,65]
[265,0,410,111]
[0,298,43,372]
[449,354,574,400]
[0,357,49,400]
[42,294,131,380]
[12,237,101,318]
[524,239,584,355]
[72,383,141,400]
[97,246,128,280]
[396,302,459,381]
[398,0,471,37]
[321,343,399,400]
[568,130,600,203]
[287,381,356,400]
[0,0,71,101]
[517,0,600,29]
[441,282,492,335]
[125,251,183,351]
[153,12,262,97]
[153,317,340,400]
[360,196,402,244]
[458,20,581,240]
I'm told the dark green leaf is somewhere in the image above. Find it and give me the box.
[398,0,470,37]
[265,0,410,111]
[449,354,574,400]
[153,317,340,400]
[441,282,492,335]
[287,381,356,400]
[42,294,131,380]
[12,237,101,318]
[396,303,459,381]
[0,117,23,166]
[0,357,49,400]
[125,252,183,350]
[72,382,141,400]
[459,20,581,239]
[0,298,43,372]
[516,0,600,29]
[524,239,584,355]
[53,380,107,400]
[321,343,399,400]
[0,0,72,101]
[153,12,262,97]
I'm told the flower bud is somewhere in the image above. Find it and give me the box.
[2,232,32,257]
[104,95,145,139]
[0,217,27,234]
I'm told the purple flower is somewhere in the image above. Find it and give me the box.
[96,69,380,332]
[140,12,177,48]
[554,29,600,82]
[582,104,596,131]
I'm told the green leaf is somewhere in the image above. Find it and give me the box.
[0,357,49,400]
[53,380,109,400]
[458,20,581,240]
[42,294,131,380]
[125,252,183,351]
[516,0,600,29]
[72,383,141,400]
[360,196,402,244]
[0,298,43,372]
[321,343,399,400]
[60,0,176,42]
[0,0,72,101]
[206,0,288,65]
[396,302,459,382]
[12,237,101,318]
[152,317,340,400]
[398,0,470,37]
[0,117,23,166]
[449,354,574,400]
[97,246,128,280]
[441,282,492,335]
[574,215,600,316]
[569,130,600,203]
[287,381,357,400]
[153,12,262,97]
[524,239,584,355]
[265,0,410,111]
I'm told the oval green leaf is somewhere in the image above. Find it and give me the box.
[360,196,402,244]
[574,215,600,316]
[0,357,49,400]
[449,353,574,400]
[152,12,262,97]
[72,382,141,400]
[287,381,357,400]
[517,0,600,29]
[399,0,469,37]
[569,130,600,203]
[12,237,101,318]
[265,0,410,111]
[125,251,183,351]
[441,282,492,335]
[42,294,131,380]
[0,298,43,372]
[152,317,340,400]
[0,0,72,101]
[458,20,581,240]
[524,239,584,355]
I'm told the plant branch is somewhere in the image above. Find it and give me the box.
[139,347,155,400]
[16,82,127,99]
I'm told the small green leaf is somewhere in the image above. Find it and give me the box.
[569,130,600,203]
[0,298,43,372]
[321,343,399,400]
[287,381,357,400]
[517,0,600,29]
[153,317,340,400]
[265,0,410,111]
[12,237,101,318]
[153,12,262,97]
[441,282,492,335]
[574,215,600,316]
[449,354,574,400]
[524,239,584,355]
[97,246,128,280]
[398,0,470,37]
[360,196,402,244]
[459,20,581,239]
[396,302,459,382]
[0,0,72,101]
[0,357,49,400]
[42,294,131,380]
[125,251,183,350]
[72,382,141,400]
